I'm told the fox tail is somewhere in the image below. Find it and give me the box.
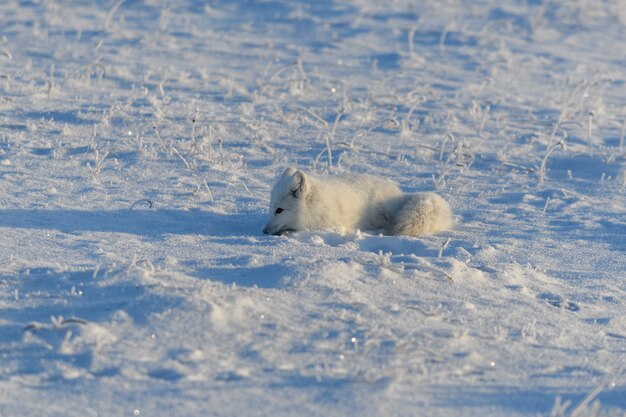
[390,192,453,236]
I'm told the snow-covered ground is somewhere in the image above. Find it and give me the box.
[1,1,625,416]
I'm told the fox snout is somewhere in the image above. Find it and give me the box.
[262,223,294,236]
[262,222,276,235]
[262,225,280,235]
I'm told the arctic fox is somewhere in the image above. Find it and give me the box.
[263,168,452,236]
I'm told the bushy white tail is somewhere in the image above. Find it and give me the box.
[389,192,453,236]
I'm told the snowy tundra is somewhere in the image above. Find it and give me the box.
[1,0,625,417]
[264,168,452,236]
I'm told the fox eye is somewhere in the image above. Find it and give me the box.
[275,208,283,214]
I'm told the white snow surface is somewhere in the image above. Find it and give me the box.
[1,1,625,416]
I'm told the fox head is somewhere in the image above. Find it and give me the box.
[263,167,310,235]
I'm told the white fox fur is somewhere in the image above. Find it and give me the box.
[263,168,452,236]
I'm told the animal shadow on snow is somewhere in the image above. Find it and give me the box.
[0,208,264,238]
[0,208,287,288]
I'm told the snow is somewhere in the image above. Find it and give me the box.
[1,0,625,416]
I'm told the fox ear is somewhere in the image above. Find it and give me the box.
[281,167,296,178]
[289,170,308,198]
